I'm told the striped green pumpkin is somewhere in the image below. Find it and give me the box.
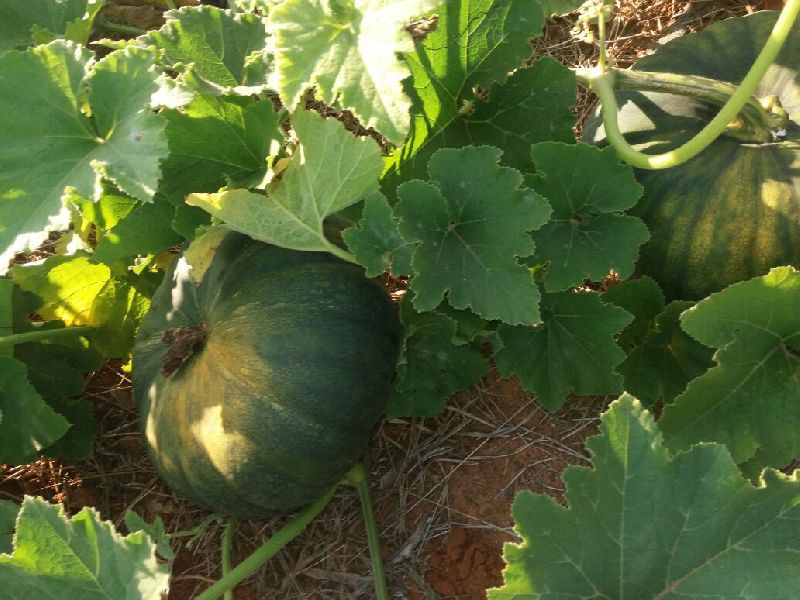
[133,232,400,518]
[586,12,800,300]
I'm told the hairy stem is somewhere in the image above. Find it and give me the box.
[195,486,337,600]
[0,325,94,350]
[346,463,389,600]
[583,0,800,169]
[94,15,147,36]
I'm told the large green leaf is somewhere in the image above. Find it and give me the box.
[0,356,70,465]
[142,5,271,95]
[395,146,551,325]
[660,266,800,474]
[10,255,154,358]
[0,42,167,273]
[269,0,442,145]
[495,291,632,410]
[527,143,648,292]
[0,496,169,598]
[384,0,547,185]
[490,395,800,599]
[603,276,714,405]
[188,109,383,254]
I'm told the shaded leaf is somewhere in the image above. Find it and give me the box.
[159,94,282,207]
[342,191,413,277]
[0,0,92,53]
[604,277,713,405]
[495,291,632,410]
[0,500,17,554]
[388,298,489,416]
[0,356,70,465]
[396,146,551,325]
[490,395,800,599]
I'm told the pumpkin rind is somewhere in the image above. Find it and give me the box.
[585,12,800,300]
[133,232,401,518]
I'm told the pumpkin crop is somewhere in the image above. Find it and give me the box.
[132,232,401,518]
[585,11,800,300]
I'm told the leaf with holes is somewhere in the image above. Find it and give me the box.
[527,143,648,292]
[269,0,442,145]
[385,0,550,186]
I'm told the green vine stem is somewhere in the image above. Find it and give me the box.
[221,519,236,600]
[579,0,800,169]
[346,462,389,600]
[94,15,147,36]
[575,69,787,143]
[194,485,337,600]
[0,325,94,350]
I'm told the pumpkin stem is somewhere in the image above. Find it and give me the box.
[0,325,94,352]
[579,0,800,169]
[221,518,236,600]
[347,462,390,600]
[194,485,337,600]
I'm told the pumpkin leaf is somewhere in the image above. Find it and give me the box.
[604,277,714,405]
[0,356,70,465]
[490,394,800,599]
[124,512,175,562]
[389,298,489,416]
[342,191,414,277]
[188,109,383,254]
[0,496,170,598]
[268,0,442,145]
[0,500,17,554]
[0,42,167,274]
[527,143,648,292]
[0,0,98,53]
[160,95,282,208]
[140,5,271,95]
[495,291,633,411]
[385,0,547,186]
[10,255,154,358]
[93,198,183,264]
[395,146,551,325]
[660,266,800,474]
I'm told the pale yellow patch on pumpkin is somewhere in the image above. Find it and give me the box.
[190,404,251,480]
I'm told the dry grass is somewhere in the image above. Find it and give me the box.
[0,2,782,598]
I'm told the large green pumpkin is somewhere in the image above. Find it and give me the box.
[132,232,401,518]
[585,11,800,300]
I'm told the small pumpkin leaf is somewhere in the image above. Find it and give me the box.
[395,145,551,325]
